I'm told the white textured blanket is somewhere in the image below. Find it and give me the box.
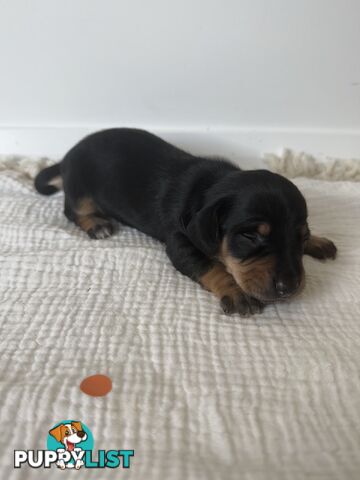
[1,159,360,480]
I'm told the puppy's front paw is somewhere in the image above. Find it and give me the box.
[237,295,264,317]
[221,293,264,317]
[199,263,264,317]
[305,235,337,260]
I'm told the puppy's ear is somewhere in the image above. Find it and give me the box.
[71,421,82,432]
[185,197,231,256]
[49,425,63,443]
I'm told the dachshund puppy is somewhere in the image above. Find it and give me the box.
[35,128,337,316]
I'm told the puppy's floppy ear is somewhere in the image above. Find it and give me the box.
[185,196,231,256]
[49,425,63,443]
[71,421,82,432]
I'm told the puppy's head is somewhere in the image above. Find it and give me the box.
[186,170,308,302]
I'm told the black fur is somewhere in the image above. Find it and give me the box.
[35,128,336,315]
[34,163,61,195]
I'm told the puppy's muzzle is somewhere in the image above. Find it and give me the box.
[221,251,304,302]
[274,278,301,298]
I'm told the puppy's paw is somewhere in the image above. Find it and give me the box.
[87,222,113,240]
[305,236,337,260]
[236,295,264,317]
[319,238,337,259]
[220,295,237,315]
[221,293,264,317]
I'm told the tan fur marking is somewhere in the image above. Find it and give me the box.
[76,215,110,233]
[48,175,63,190]
[77,215,98,232]
[257,223,271,236]
[219,237,276,298]
[76,197,97,216]
[200,263,240,300]
[74,197,107,234]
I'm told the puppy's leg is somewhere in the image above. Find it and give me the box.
[200,263,264,316]
[304,235,337,260]
[65,197,113,240]
[166,232,263,316]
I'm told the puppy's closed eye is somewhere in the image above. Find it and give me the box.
[239,231,260,243]
[237,223,271,243]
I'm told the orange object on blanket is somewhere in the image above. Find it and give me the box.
[80,374,112,397]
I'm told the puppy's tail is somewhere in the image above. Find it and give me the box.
[34,163,62,195]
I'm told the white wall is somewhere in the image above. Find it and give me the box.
[0,0,359,161]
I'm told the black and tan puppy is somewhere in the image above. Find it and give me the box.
[35,128,337,316]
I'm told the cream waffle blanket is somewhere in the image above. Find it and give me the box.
[0,158,359,480]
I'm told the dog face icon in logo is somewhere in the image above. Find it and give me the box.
[48,421,90,469]
[49,421,87,451]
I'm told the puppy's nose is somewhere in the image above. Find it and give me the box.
[275,279,299,297]
[77,431,86,438]
[275,280,287,296]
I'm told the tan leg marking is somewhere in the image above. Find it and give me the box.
[200,263,264,316]
[75,197,97,216]
[74,197,113,239]
[76,215,109,232]
[200,263,240,300]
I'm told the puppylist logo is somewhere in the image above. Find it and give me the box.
[14,420,134,470]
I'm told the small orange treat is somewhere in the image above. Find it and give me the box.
[80,374,112,397]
